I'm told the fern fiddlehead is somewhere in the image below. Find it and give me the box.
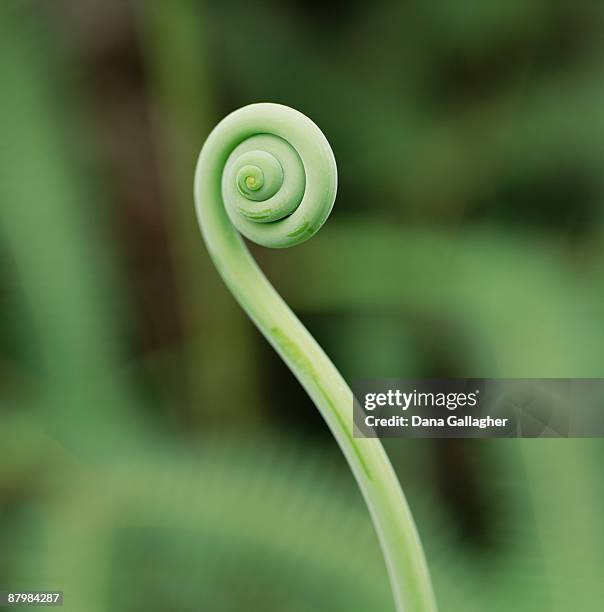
[194,102,437,612]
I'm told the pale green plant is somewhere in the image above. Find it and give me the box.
[194,102,437,611]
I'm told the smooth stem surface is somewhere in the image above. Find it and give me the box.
[194,103,437,611]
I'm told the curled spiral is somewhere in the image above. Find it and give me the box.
[195,103,337,249]
[194,104,437,612]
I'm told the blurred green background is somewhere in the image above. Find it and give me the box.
[2,1,604,610]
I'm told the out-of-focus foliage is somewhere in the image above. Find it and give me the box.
[1,1,603,610]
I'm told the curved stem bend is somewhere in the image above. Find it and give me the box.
[194,102,437,612]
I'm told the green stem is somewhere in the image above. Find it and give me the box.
[194,103,437,611]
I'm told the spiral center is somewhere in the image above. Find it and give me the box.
[246,176,259,189]
[237,165,264,195]
[232,150,284,203]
